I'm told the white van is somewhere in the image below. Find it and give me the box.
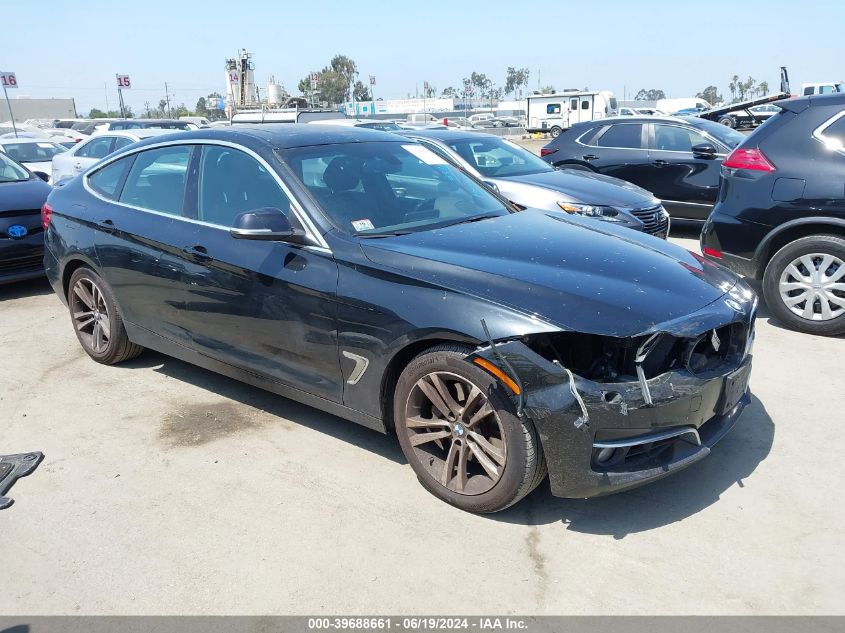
[526,90,617,137]
[801,82,844,96]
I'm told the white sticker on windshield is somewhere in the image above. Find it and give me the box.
[402,144,447,165]
[37,143,54,148]
[351,218,375,232]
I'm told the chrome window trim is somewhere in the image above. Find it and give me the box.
[576,122,729,155]
[812,109,845,155]
[82,138,331,251]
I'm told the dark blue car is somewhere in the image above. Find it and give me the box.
[42,125,756,512]
[0,152,51,284]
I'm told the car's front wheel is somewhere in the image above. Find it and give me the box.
[762,235,845,336]
[719,116,735,128]
[67,267,144,364]
[394,345,547,513]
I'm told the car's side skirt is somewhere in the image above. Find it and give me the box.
[125,323,387,434]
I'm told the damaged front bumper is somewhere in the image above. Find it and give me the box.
[470,296,756,499]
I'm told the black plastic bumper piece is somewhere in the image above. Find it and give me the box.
[0,452,44,509]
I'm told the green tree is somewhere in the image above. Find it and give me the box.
[88,108,107,118]
[758,80,769,96]
[634,88,666,101]
[353,80,372,102]
[441,86,457,98]
[298,54,360,105]
[423,83,437,98]
[729,75,740,102]
[195,97,208,117]
[696,86,723,106]
[504,67,530,98]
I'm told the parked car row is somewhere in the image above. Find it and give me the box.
[541,94,845,336]
[2,95,842,512]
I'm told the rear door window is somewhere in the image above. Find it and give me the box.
[112,137,136,151]
[594,124,644,149]
[77,136,115,159]
[88,155,134,199]
[119,145,192,215]
[815,112,845,151]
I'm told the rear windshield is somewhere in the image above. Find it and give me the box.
[444,136,553,178]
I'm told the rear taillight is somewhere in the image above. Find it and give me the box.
[540,147,557,157]
[41,202,53,230]
[703,246,722,259]
[722,148,776,172]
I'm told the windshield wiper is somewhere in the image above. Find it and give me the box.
[358,230,413,239]
[441,213,500,228]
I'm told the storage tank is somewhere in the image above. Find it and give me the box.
[267,76,284,107]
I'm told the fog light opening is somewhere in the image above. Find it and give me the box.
[595,447,616,465]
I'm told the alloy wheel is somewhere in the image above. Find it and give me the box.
[71,278,111,353]
[404,371,507,495]
[778,253,845,321]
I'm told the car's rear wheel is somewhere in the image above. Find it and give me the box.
[394,344,546,513]
[762,235,845,336]
[68,267,144,364]
[549,126,562,138]
[719,116,735,128]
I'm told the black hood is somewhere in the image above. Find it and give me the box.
[499,168,657,208]
[0,178,51,215]
[361,210,741,337]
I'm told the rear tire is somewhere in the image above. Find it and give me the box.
[719,116,735,128]
[394,344,546,513]
[549,126,562,138]
[67,267,144,364]
[762,235,845,336]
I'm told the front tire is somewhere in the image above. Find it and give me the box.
[762,235,845,336]
[719,116,735,128]
[67,267,144,364]
[394,345,546,513]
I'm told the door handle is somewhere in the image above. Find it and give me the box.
[583,154,599,160]
[182,245,213,262]
[652,159,669,167]
[97,219,116,233]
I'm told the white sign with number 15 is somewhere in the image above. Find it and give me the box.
[116,75,131,89]
[1,72,18,89]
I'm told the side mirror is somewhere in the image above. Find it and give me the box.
[34,171,50,182]
[692,143,717,158]
[229,207,311,244]
[482,180,500,193]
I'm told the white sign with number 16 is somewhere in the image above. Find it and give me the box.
[1,72,18,89]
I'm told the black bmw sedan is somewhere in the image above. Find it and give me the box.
[540,116,746,220]
[44,126,756,512]
[1,152,51,284]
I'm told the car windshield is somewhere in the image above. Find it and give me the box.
[0,152,30,182]
[280,141,510,236]
[1,141,66,163]
[444,136,554,178]
[684,117,746,148]
[358,122,402,131]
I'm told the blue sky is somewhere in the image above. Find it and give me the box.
[6,0,844,113]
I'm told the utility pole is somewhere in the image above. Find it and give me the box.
[164,82,172,118]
